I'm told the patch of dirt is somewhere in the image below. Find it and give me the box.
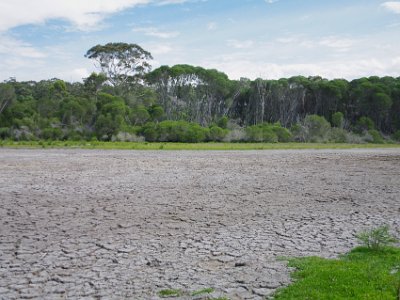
[0,148,399,299]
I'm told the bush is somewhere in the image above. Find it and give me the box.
[208,126,228,142]
[356,225,398,251]
[40,127,63,140]
[0,127,10,139]
[261,127,278,142]
[184,123,208,143]
[271,125,292,142]
[217,116,228,129]
[141,120,209,143]
[329,128,347,143]
[331,112,344,128]
[223,128,246,142]
[111,132,144,142]
[392,130,400,142]
[345,132,365,144]
[355,116,375,133]
[142,122,158,142]
[304,115,331,142]
[245,126,263,142]
[293,115,331,142]
[245,123,284,142]
[66,130,84,141]
[367,129,384,144]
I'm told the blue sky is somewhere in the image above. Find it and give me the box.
[0,0,399,81]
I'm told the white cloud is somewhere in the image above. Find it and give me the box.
[227,39,254,49]
[0,0,190,32]
[318,36,356,52]
[276,37,297,44]
[0,34,46,58]
[145,43,174,55]
[265,0,279,3]
[202,56,400,81]
[207,22,217,31]
[197,31,400,80]
[155,0,187,5]
[275,35,357,52]
[133,27,180,38]
[382,1,400,14]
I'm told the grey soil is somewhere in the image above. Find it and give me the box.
[0,149,399,299]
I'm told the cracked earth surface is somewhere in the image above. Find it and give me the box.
[0,148,399,299]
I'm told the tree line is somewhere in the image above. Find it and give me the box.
[0,43,399,143]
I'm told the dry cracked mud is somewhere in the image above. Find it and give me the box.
[0,148,399,299]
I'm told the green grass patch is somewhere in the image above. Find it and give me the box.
[158,287,226,299]
[1,140,400,150]
[191,287,215,296]
[158,289,183,298]
[274,246,400,300]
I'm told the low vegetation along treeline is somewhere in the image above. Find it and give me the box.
[1,42,400,143]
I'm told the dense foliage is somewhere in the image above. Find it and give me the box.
[1,43,399,143]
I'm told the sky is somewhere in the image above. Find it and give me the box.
[0,0,399,82]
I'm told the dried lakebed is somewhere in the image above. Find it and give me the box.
[0,148,399,299]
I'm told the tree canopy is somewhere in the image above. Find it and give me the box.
[85,43,153,91]
[0,43,399,143]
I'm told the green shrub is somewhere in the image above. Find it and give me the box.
[184,123,208,143]
[223,128,246,142]
[41,127,63,140]
[271,125,292,142]
[331,112,344,128]
[329,128,347,143]
[208,126,228,142]
[142,122,158,142]
[392,130,400,142]
[292,115,331,142]
[367,129,384,144]
[304,114,331,142]
[262,127,278,142]
[356,225,398,251]
[217,116,228,129]
[0,127,10,139]
[141,120,209,143]
[245,123,280,142]
[355,116,375,133]
[245,126,263,142]
[66,130,84,141]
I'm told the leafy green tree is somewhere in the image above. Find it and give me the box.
[130,105,150,125]
[331,112,344,128]
[95,93,128,139]
[85,43,153,91]
[95,114,123,140]
[148,105,164,122]
[84,72,108,97]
